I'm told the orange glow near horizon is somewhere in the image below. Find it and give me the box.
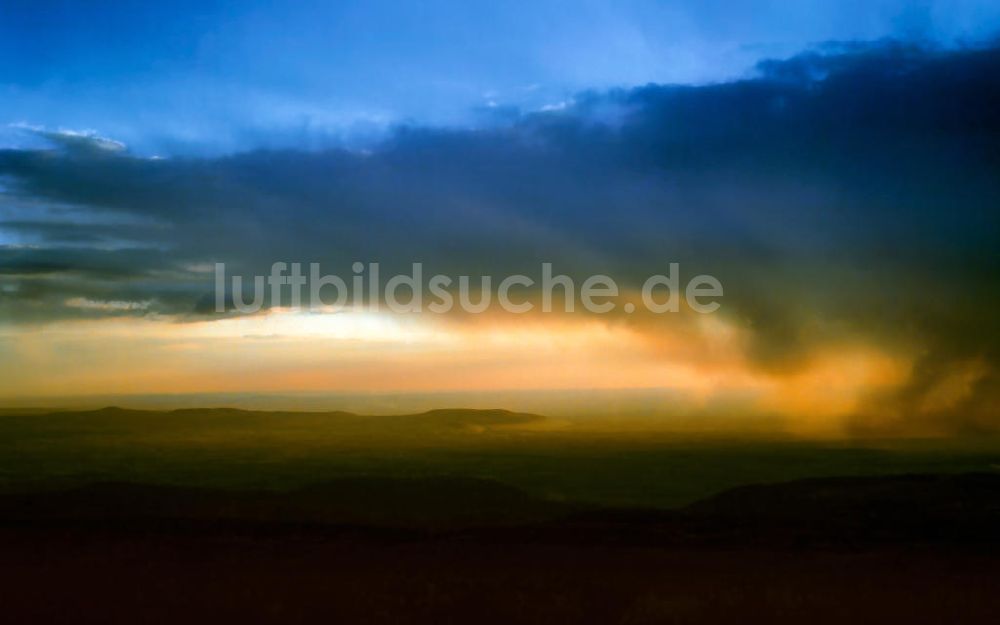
[0,308,917,436]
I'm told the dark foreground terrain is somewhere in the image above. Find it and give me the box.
[1,473,999,624]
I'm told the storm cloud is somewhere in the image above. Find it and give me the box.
[1,41,998,432]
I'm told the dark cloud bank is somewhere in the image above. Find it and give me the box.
[1,41,998,434]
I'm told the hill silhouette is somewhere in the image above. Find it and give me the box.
[2,472,999,543]
[1,405,546,438]
[1,473,999,624]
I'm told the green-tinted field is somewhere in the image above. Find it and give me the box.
[3,407,999,507]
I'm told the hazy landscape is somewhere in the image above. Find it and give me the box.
[3,1,1000,622]
[4,407,1000,506]
[1,407,999,623]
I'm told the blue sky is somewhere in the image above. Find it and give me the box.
[2,0,999,155]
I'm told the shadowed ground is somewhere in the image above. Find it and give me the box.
[2,408,999,623]
[1,473,998,624]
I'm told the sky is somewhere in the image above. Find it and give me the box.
[2,0,1000,153]
[1,1,999,437]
